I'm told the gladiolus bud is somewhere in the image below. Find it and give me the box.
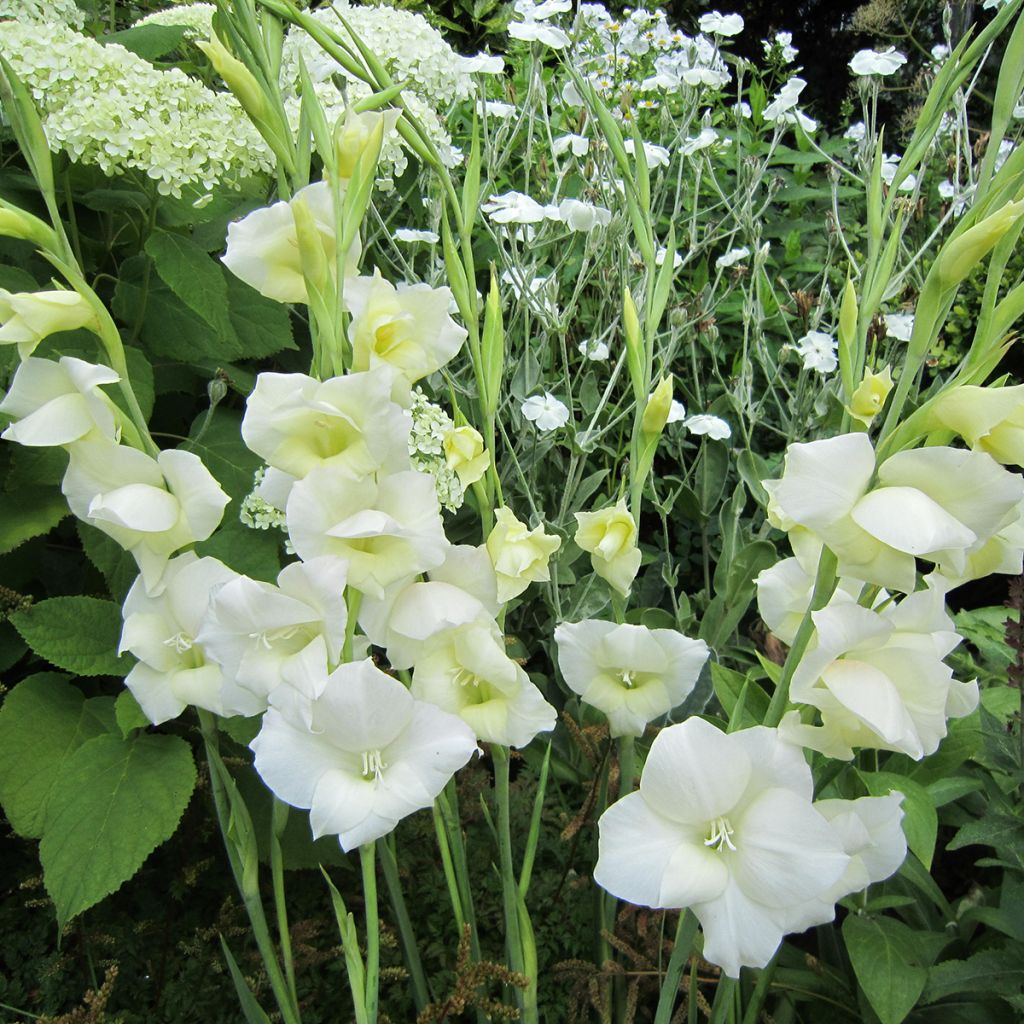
[0,204,56,249]
[641,375,674,435]
[937,200,1024,290]
[847,365,893,425]
[443,425,489,487]
[197,35,267,121]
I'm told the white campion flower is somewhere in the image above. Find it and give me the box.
[556,198,612,232]
[482,190,550,224]
[578,337,610,361]
[482,100,516,118]
[456,52,505,74]
[698,11,744,35]
[514,0,572,18]
[196,556,350,714]
[507,18,570,48]
[623,138,671,167]
[393,228,439,244]
[120,554,260,724]
[555,620,709,736]
[63,441,230,593]
[0,289,100,359]
[0,356,120,447]
[287,466,448,599]
[667,400,687,423]
[883,312,915,341]
[241,367,411,486]
[684,414,731,440]
[412,616,557,748]
[795,331,838,374]
[881,154,917,192]
[345,270,467,387]
[781,587,977,760]
[250,658,478,851]
[552,133,590,157]
[763,77,806,122]
[521,392,570,431]
[844,121,867,142]
[656,247,684,269]
[594,718,850,977]
[764,30,797,62]
[715,247,750,270]
[679,127,718,156]
[222,181,359,305]
[849,47,907,76]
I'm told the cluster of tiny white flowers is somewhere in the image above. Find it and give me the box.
[240,467,288,532]
[0,0,84,28]
[0,19,273,196]
[134,2,216,39]
[280,0,474,184]
[408,389,464,512]
[571,3,731,114]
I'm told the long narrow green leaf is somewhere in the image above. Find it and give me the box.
[219,936,274,1024]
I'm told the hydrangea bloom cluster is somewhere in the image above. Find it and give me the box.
[0,0,84,27]
[408,389,465,512]
[134,1,216,38]
[0,18,272,196]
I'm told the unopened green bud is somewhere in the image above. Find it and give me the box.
[641,375,673,435]
[937,200,1024,290]
[197,35,267,120]
[838,278,858,349]
[623,286,644,403]
[0,205,56,249]
[291,193,330,297]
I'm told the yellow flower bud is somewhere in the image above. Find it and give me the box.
[334,108,399,181]
[927,383,1024,466]
[623,286,644,403]
[641,375,673,436]
[486,507,561,603]
[937,200,1024,290]
[197,35,267,120]
[443,425,489,487]
[847,365,894,426]
[290,192,331,298]
[0,204,56,249]
[0,288,99,358]
[574,497,642,597]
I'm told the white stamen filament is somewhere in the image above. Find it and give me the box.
[704,816,737,852]
[162,631,194,653]
[619,670,636,689]
[453,667,480,688]
[361,749,386,781]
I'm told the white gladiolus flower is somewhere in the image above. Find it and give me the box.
[684,414,731,440]
[554,620,709,736]
[63,441,230,592]
[521,392,570,431]
[345,271,467,386]
[222,181,359,305]
[393,228,440,244]
[795,331,838,373]
[883,312,915,341]
[0,289,99,359]
[196,556,350,713]
[595,718,850,977]
[120,554,259,724]
[0,356,120,447]
[715,247,750,270]
[782,588,977,760]
[574,498,642,597]
[241,367,411,484]
[250,658,478,851]
[624,138,671,167]
[412,617,557,747]
[286,466,448,599]
[553,133,590,157]
[556,198,612,232]
[849,47,907,76]
[486,507,561,603]
[482,191,550,224]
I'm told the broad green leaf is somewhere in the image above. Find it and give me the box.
[226,274,296,358]
[948,812,1024,864]
[196,515,283,581]
[186,407,262,500]
[843,915,933,1024]
[0,674,106,838]
[77,522,138,602]
[4,446,67,488]
[860,771,938,869]
[0,485,68,554]
[923,949,1024,1003]
[145,229,236,343]
[40,732,196,931]
[103,24,190,60]
[114,689,150,737]
[710,661,770,720]
[10,596,133,677]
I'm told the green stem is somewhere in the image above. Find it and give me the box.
[740,952,781,1024]
[653,910,699,1024]
[379,834,430,1011]
[270,798,298,1009]
[435,783,481,961]
[360,843,380,1024]
[617,735,635,800]
[709,976,738,1024]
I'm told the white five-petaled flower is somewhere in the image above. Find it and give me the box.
[684,414,731,440]
[555,620,709,736]
[393,228,440,244]
[578,337,610,361]
[716,247,750,270]
[556,198,612,232]
[250,658,478,851]
[763,77,806,122]
[552,133,590,157]
[624,138,671,167]
[849,47,907,76]
[521,392,570,431]
[698,11,744,36]
[482,191,551,224]
[795,331,838,374]
[883,312,915,341]
[594,718,851,978]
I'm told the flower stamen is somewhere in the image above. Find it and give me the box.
[704,816,737,853]
[360,749,387,781]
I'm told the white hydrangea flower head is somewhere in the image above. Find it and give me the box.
[408,389,465,512]
[0,19,272,197]
[0,0,84,26]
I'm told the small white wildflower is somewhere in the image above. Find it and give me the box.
[553,133,590,157]
[680,127,718,156]
[684,414,731,440]
[667,400,687,423]
[655,247,683,269]
[698,11,744,36]
[716,247,750,270]
[579,338,610,361]
[849,47,907,76]
[883,313,915,342]
[522,393,570,431]
[483,100,517,118]
[393,228,440,244]
[795,331,838,374]
[624,138,671,167]
[482,191,550,224]
[844,121,867,142]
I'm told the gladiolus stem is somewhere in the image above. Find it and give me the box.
[379,835,430,1011]
[360,843,380,1023]
[270,797,298,1009]
[653,910,699,1024]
